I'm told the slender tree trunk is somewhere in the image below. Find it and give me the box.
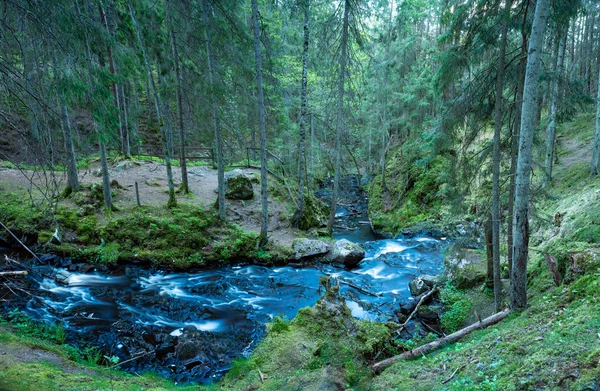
[201,0,225,220]
[544,27,567,185]
[491,0,511,311]
[292,0,310,228]
[120,83,131,157]
[61,104,79,194]
[99,141,113,209]
[252,0,269,246]
[327,0,350,234]
[511,0,551,310]
[591,67,600,175]
[162,98,177,208]
[171,30,189,194]
[485,215,493,289]
[508,0,529,279]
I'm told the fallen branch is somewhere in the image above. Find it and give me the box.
[442,363,466,384]
[339,279,381,297]
[373,308,511,373]
[0,221,42,264]
[396,287,439,335]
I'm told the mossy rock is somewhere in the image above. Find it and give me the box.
[443,246,487,289]
[224,170,253,200]
[293,193,329,231]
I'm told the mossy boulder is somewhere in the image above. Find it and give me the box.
[444,247,487,288]
[330,239,365,268]
[293,193,330,230]
[223,170,253,200]
[291,238,329,260]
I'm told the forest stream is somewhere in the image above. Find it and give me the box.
[3,184,447,384]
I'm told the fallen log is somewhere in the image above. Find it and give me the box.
[396,286,438,335]
[372,308,511,373]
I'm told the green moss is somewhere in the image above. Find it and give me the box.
[440,283,473,332]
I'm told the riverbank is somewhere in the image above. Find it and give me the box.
[0,158,330,266]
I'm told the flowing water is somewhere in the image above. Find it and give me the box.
[10,184,447,383]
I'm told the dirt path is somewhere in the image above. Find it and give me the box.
[0,160,303,247]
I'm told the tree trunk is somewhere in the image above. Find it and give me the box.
[372,309,511,373]
[591,66,600,175]
[161,97,177,208]
[171,30,189,194]
[491,0,511,311]
[120,83,131,157]
[292,0,310,228]
[252,0,269,246]
[511,0,551,310]
[99,141,113,209]
[61,104,79,194]
[327,0,350,234]
[508,4,529,279]
[544,27,567,185]
[201,0,225,220]
[485,215,493,290]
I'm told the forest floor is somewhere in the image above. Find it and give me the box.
[0,158,302,248]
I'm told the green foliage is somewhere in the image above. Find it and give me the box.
[267,316,290,333]
[440,283,473,332]
[2,310,66,345]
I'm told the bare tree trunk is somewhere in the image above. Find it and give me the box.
[491,0,511,311]
[99,141,113,209]
[61,104,79,194]
[327,0,350,234]
[485,215,493,289]
[544,27,567,185]
[120,83,131,157]
[592,67,600,175]
[171,30,189,194]
[201,0,225,220]
[508,0,530,280]
[292,0,310,228]
[162,98,177,208]
[252,0,269,246]
[511,0,551,310]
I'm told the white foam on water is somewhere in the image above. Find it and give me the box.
[371,240,409,258]
[355,264,396,280]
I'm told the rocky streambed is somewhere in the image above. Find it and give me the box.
[1,177,450,383]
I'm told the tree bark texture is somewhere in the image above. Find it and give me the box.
[511,0,551,310]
